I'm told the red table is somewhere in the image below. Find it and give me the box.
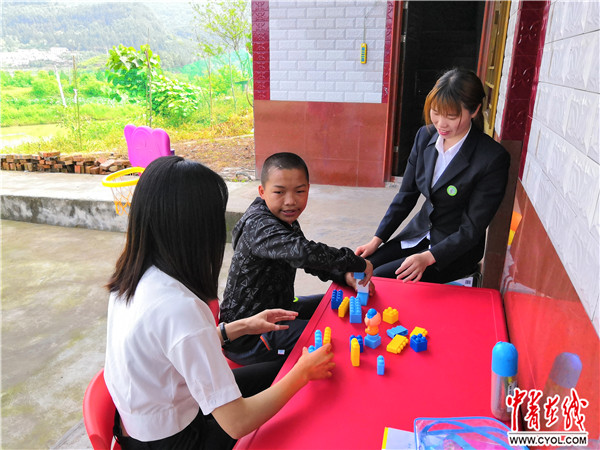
[236,277,508,449]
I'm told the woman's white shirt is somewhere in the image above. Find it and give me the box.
[104,266,241,441]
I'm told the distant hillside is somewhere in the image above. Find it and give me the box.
[0,1,201,69]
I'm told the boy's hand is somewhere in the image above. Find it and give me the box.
[344,269,376,295]
[297,344,335,381]
[363,259,374,284]
[244,309,298,335]
[355,236,383,258]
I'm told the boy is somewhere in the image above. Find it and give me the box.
[220,152,373,365]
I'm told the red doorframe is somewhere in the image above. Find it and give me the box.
[383,1,404,183]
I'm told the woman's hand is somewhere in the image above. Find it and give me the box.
[244,309,298,335]
[395,251,436,283]
[355,236,383,258]
[221,309,299,344]
[296,344,335,381]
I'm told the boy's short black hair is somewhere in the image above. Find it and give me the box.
[261,152,309,185]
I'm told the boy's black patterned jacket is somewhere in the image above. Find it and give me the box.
[220,197,366,338]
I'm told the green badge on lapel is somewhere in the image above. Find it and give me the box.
[447,185,458,196]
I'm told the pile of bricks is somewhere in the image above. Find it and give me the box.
[0,152,131,175]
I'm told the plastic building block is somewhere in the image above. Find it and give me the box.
[364,333,382,349]
[364,308,381,335]
[308,345,315,353]
[323,326,331,345]
[377,355,385,375]
[357,291,369,306]
[330,289,343,309]
[314,330,322,349]
[349,297,362,323]
[387,325,408,339]
[410,333,428,352]
[351,338,360,367]
[387,335,409,354]
[410,326,428,338]
[382,307,399,324]
[354,272,370,306]
[338,296,349,318]
[349,334,364,352]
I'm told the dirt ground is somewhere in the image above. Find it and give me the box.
[171,134,256,181]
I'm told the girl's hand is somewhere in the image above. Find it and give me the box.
[296,344,335,381]
[244,309,298,335]
[395,251,436,283]
[355,236,383,258]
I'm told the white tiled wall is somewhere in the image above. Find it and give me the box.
[499,1,600,332]
[269,1,387,103]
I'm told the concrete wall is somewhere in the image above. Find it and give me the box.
[252,1,394,187]
[268,0,387,103]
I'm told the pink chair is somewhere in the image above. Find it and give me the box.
[124,124,172,168]
[82,369,121,450]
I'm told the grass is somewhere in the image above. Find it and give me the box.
[2,75,254,156]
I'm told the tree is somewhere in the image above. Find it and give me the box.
[191,0,252,110]
[106,44,161,102]
[106,44,160,125]
[194,32,223,126]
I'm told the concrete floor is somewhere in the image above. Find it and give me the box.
[1,171,413,449]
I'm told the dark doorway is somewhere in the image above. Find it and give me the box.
[392,1,485,176]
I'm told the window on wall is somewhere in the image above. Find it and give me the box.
[479,1,511,137]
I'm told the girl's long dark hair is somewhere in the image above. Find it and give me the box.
[423,68,486,130]
[107,156,228,304]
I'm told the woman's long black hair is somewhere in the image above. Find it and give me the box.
[107,156,229,304]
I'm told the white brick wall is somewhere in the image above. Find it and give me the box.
[498,1,600,332]
[269,1,388,103]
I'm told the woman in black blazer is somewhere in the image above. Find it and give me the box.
[356,68,510,283]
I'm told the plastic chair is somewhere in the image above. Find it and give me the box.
[82,369,121,450]
[123,124,172,169]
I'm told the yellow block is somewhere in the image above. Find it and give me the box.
[410,326,428,338]
[338,297,350,318]
[386,335,408,354]
[382,307,398,324]
[351,338,360,366]
[323,326,332,345]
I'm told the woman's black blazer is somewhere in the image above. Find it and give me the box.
[375,124,510,270]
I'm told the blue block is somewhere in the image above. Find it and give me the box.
[377,355,385,375]
[349,297,362,323]
[308,345,316,353]
[349,334,364,352]
[331,289,343,309]
[410,333,428,352]
[364,333,381,349]
[353,272,365,280]
[387,325,408,339]
[357,291,369,306]
[314,330,322,349]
